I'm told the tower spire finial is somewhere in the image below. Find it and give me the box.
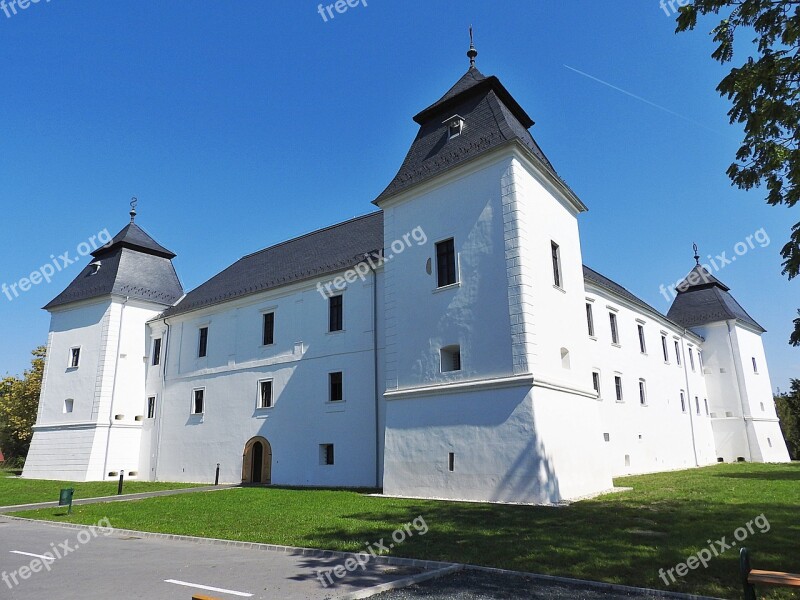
[693,243,700,266]
[467,25,478,68]
[130,197,138,223]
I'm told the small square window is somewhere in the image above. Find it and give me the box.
[441,346,461,373]
[263,312,275,346]
[63,399,74,414]
[329,296,343,332]
[192,389,205,415]
[69,347,81,368]
[603,433,610,442]
[329,372,343,402]
[258,380,273,409]
[152,338,162,366]
[198,327,209,358]
[320,444,335,466]
[444,115,465,139]
[147,396,156,419]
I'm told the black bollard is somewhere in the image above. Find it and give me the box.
[215,463,220,486]
[118,471,124,495]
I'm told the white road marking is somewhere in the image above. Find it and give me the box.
[164,579,253,597]
[10,550,55,561]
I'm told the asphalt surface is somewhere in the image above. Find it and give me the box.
[0,518,423,599]
[373,570,683,600]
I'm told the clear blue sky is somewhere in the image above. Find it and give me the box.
[0,1,796,390]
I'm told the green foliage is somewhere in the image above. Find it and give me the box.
[775,379,800,459]
[0,346,45,463]
[675,1,800,345]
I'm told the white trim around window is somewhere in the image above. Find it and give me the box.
[68,346,81,369]
[191,387,206,415]
[256,379,274,410]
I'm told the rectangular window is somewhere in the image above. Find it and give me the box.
[63,398,74,414]
[752,357,758,373]
[198,327,208,358]
[329,295,343,332]
[704,398,709,415]
[152,338,162,366]
[695,396,701,415]
[674,340,681,366]
[448,452,455,472]
[661,335,669,362]
[638,324,647,354]
[192,389,205,415]
[441,346,462,373]
[147,396,156,419]
[329,372,343,402]
[586,303,595,337]
[551,241,562,288]
[614,375,623,402]
[698,351,704,372]
[609,313,619,345]
[69,347,81,368]
[320,444,335,466]
[680,391,686,413]
[262,312,275,346]
[435,238,457,288]
[592,371,601,398]
[258,380,273,409]
[639,380,647,406]
[689,347,696,372]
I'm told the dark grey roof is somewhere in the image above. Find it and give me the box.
[375,67,563,204]
[44,246,184,310]
[667,265,765,332]
[92,222,176,259]
[160,212,384,319]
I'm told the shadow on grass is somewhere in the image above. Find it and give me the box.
[712,468,800,481]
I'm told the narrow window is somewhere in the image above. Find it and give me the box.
[609,313,619,345]
[448,452,455,472]
[592,371,601,398]
[760,401,765,412]
[198,327,208,358]
[752,357,758,373]
[639,379,647,406]
[63,399,74,414]
[674,340,681,366]
[586,303,595,337]
[262,312,275,346]
[259,380,273,409]
[435,238,457,287]
[329,295,343,332]
[147,396,156,419]
[768,438,773,448]
[69,347,81,368]
[695,396,700,415]
[441,346,462,373]
[320,444,335,466]
[614,375,623,402]
[680,391,686,413]
[689,347,696,371]
[551,241,562,288]
[661,335,669,362]
[329,372,343,402]
[192,389,205,415]
[637,324,646,354]
[152,338,162,366]
[704,398,710,415]
[698,351,704,372]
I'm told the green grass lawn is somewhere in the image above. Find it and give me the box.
[0,468,203,506]
[9,463,800,599]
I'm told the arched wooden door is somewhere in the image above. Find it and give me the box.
[242,437,272,484]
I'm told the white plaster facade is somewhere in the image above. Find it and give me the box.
[23,61,790,502]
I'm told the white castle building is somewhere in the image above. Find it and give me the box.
[22,48,790,503]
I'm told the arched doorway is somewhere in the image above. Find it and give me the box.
[242,437,272,484]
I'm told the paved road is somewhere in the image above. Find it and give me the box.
[0,518,423,599]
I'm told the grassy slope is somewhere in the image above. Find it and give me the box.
[9,463,800,599]
[0,469,202,506]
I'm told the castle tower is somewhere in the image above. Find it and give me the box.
[22,205,183,481]
[376,46,612,503]
[667,262,790,463]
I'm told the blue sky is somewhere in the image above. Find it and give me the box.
[0,1,796,390]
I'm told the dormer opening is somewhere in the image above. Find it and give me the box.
[443,115,465,140]
[88,261,102,276]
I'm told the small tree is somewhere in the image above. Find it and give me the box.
[0,346,45,464]
[775,379,800,460]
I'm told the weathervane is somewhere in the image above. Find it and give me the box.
[130,197,138,223]
[693,243,700,266]
[468,26,478,68]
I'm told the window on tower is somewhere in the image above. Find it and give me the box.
[436,239,457,288]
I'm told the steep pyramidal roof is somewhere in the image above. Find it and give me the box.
[375,65,568,204]
[667,264,765,332]
[45,220,183,310]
